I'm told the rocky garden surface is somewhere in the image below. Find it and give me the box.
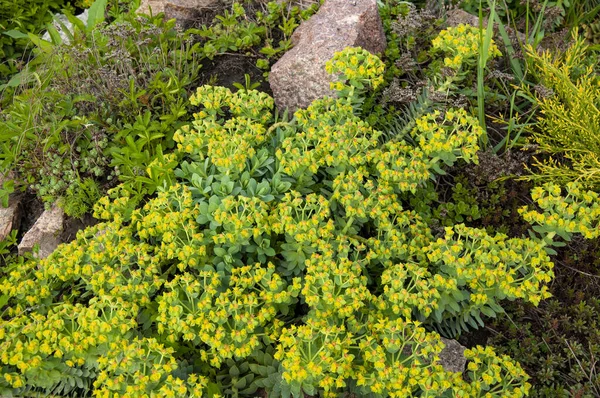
[0,0,599,396]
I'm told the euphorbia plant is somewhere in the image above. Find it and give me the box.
[1,47,600,397]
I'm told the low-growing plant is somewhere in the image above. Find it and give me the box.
[487,237,600,398]
[520,34,600,189]
[0,0,73,79]
[0,4,201,216]
[189,0,320,77]
[0,0,322,217]
[1,47,600,397]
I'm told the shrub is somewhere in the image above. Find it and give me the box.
[521,34,600,188]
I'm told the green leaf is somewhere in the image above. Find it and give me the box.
[63,9,87,34]
[3,30,29,39]
[0,294,8,308]
[480,305,496,318]
[87,0,108,31]
[46,23,63,45]
[233,377,246,389]
[27,33,53,53]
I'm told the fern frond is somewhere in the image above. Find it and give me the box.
[379,87,435,144]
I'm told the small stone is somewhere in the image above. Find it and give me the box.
[137,0,167,15]
[445,8,480,28]
[439,337,467,373]
[137,0,223,26]
[18,204,65,259]
[269,0,386,112]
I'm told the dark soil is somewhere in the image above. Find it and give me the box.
[60,213,98,243]
[16,193,45,243]
[200,54,272,94]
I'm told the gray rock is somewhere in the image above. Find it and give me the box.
[137,0,168,15]
[42,10,89,44]
[439,337,467,373]
[137,0,223,26]
[269,0,387,112]
[0,197,21,243]
[18,204,65,259]
[445,8,480,28]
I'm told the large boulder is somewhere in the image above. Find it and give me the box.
[269,0,387,112]
[137,0,223,26]
[18,204,65,259]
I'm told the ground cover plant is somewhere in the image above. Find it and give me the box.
[1,44,600,397]
[0,0,319,218]
[1,0,600,396]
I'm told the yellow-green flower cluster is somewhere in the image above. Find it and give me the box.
[380,261,444,318]
[189,85,232,118]
[302,241,372,319]
[189,85,273,123]
[460,345,531,398]
[274,318,356,395]
[431,24,502,69]
[93,337,208,398]
[176,116,269,174]
[350,109,481,196]
[157,264,299,367]
[519,182,600,240]
[277,96,380,177]
[426,224,554,312]
[212,195,272,245]
[413,108,483,165]
[356,316,455,397]
[325,47,386,92]
[0,297,139,391]
[368,141,433,193]
[270,192,333,248]
[175,85,275,175]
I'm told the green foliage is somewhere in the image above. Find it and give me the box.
[0,0,73,79]
[0,7,200,213]
[1,47,591,397]
[521,34,600,189]
[488,242,600,398]
[369,1,518,153]
[0,0,321,217]
[189,1,320,77]
[59,177,101,219]
[433,177,482,227]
